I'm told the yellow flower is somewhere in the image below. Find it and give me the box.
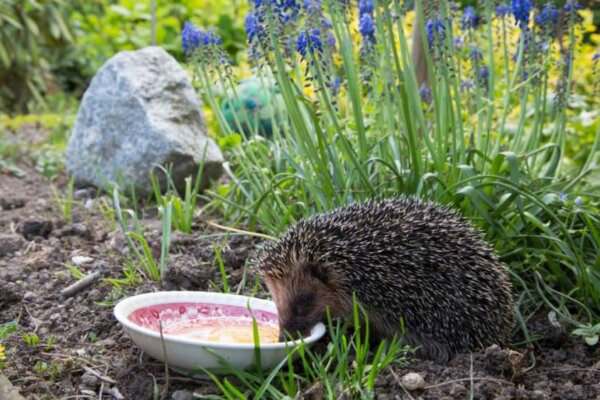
[0,343,6,362]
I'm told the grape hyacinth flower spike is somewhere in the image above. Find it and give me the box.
[461,6,481,31]
[511,0,533,28]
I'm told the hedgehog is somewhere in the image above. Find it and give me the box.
[255,197,514,362]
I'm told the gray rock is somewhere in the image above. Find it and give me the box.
[23,291,36,301]
[400,372,425,391]
[16,220,53,240]
[0,234,26,257]
[0,197,26,210]
[66,46,223,195]
[171,390,194,400]
[80,372,99,388]
[0,373,26,400]
[0,281,21,308]
[73,188,95,200]
[54,223,92,240]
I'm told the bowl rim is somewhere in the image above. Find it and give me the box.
[113,291,326,350]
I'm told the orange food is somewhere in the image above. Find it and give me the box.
[166,318,279,344]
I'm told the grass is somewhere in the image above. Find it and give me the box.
[104,260,143,288]
[213,244,231,293]
[53,176,75,224]
[113,187,173,283]
[0,321,17,341]
[203,298,411,399]
[66,263,85,280]
[22,333,40,347]
[151,161,207,234]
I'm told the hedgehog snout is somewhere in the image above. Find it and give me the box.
[278,318,312,341]
[277,290,326,341]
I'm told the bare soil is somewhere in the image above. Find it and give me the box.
[1,132,599,400]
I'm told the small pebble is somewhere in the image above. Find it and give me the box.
[531,389,546,400]
[450,383,467,396]
[0,234,26,256]
[72,256,94,266]
[23,291,36,301]
[0,196,26,210]
[87,289,101,301]
[400,372,425,391]
[171,390,194,400]
[17,219,53,239]
[80,371,99,387]
[74,188,94,200]
[95,338,116,347]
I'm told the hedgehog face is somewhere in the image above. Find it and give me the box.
[262,263,344,341]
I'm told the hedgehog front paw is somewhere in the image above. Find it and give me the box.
[415,338,453,364]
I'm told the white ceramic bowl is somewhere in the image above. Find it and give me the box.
[113,291,326,374]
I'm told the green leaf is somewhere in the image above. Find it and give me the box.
[109,5,132,17]
[0,321,18,340]
[584,335,599,346]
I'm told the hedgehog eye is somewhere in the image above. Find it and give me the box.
[308,263,329,284]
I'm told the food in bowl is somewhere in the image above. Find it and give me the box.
[128,302,280,344]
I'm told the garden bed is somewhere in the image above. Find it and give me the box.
[1,129,598,400]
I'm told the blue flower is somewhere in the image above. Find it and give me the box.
[419,84,432,104]
[182,22,202,55]
[200,30,222,46]
[281,0,301,21]
[282,0,300,11]
[359,13,376,41]
[460,79,475,91]
[496,4,511,18]
[296,28,323,57]
[593,52,600,62]
[330,76,342,95]
[359,0,374,16]
[453,36,464,49]
[478,65,490,86]
[563,1,582,13]
[245,12,262,42]
[304,0,321,15]
[535,4,559,28]
[461,6,480,30]
[470,47,483,61]
[559,192,568,202]
[574,196,583,206]
[478,66,489,88]
[511,0,533,27]
[478,66,489,79]
[326,31,336,47]
[426,18,445,49]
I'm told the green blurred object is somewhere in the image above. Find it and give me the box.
[0,0,74,113]
[220,77,286,139]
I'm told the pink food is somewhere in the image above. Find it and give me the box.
[128,302,280,344]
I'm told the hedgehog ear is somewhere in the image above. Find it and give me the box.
[307,263,329,284]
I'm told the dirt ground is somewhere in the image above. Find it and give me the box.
[1,133,599,399]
